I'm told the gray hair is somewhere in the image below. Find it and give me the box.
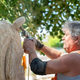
[62,21,80,38]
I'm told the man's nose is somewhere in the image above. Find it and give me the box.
[62,36,65,40]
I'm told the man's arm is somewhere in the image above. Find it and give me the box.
[40,45,63,59]
[23,39,47,75]
[30,53,73,75]
[46,53,74,74]
[34,39,63,59]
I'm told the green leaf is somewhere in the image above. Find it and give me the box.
[0,0,80,41]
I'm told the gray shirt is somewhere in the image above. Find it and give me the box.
[57,73,80,80]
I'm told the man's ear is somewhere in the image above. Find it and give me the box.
[75,36,80,44]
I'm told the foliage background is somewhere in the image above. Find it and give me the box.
[43,35,63,47]
[0,0,80,40]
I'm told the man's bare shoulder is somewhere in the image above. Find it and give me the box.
[60,52,80,64]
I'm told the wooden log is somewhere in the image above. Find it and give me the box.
[0,17,25,80]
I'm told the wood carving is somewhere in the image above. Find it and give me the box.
[0,17,25,80]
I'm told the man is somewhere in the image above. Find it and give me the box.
[23,21,80,80]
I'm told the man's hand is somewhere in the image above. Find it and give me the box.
[23,38,36,54]
[23,38,38,63]
[33,39,44,51]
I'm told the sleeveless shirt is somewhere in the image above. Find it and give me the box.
[57,52,80,80]
[57,73,80,80]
